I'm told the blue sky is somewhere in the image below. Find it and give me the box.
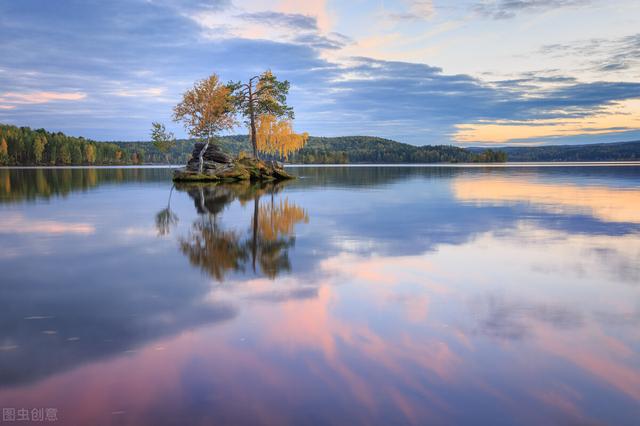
[1,0,639,146]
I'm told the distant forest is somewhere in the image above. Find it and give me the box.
[0,124,505,165]
[470,141,640,162]
[2,123,639,166]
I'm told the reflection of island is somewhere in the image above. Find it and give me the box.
[174,182,309,281]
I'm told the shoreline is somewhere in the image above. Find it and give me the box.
[2,161,640,169]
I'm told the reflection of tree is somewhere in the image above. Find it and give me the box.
[156,208,178,236]
[180,217,247,281]
[175,182,308,282]
[155,185,178,236]
[258,198,309,241]
[252,196,309,278]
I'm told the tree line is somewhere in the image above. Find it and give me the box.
[287,136,507,163]
[0,124,147,166]
[1,124,509,166]
[489,141,640,162]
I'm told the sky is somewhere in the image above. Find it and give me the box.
[0,0,639,146]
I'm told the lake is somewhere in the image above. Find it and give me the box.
[0,165,639,425]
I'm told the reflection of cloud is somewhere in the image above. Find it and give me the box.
[471,294,583,340]
[1,203,639,422]
[0,214,95,235]
[121,227,158,237]
[246,287,318,303]
[0,290,237,387]
[259,284,460,414]
[539,329,640,401]
[453,177,640,224]
[531,385,589,423]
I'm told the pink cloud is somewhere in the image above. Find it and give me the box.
[0,91,87,105]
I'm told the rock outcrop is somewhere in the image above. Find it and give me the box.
[173,144,293,182]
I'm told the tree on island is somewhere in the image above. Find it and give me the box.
[150,122,176,164]
[254,113,309,160]
[228,70,305,159]
[173,74,236,173]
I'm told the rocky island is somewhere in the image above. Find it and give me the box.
[173,142,293,182]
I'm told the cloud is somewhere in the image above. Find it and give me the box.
[295,56,640,144]
[388,0,435,21]
[539,33,640,74]
[0,91,86,105]
[292,32,352,50]
[455,98,640,144]
[237,11,318,30]
[188,7,346,53]
[112,87,166,98]
[472,0,593,19]
[0,0,638,146]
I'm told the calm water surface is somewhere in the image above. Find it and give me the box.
[0,165,639,425]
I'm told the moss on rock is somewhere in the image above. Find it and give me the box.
[173,156,293,182]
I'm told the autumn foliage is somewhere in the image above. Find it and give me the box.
[257,198,309,241]
[254,114,309,159]
[173,74,236,143]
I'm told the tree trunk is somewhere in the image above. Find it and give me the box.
[250,114,258,159]
[248,80,259,159]
[198,138,209,174]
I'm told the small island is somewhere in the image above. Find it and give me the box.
[151,71,308,183]
[172,143,292,182]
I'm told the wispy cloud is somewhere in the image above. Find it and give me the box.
[540,33,640,73]
[473,0,593,19]
[388,0,435,21]
[454,99,640,143]
[112,87,166,98]
[0,91,86,111]
[0,91,86,104]
[237,11,318,30]
[0,0,638,146]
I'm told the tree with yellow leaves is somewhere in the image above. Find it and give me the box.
[0,138,8,165]
[84,144,96,164]
[173,74,236,173]
[228,70,301,159]
[254,114,308,160]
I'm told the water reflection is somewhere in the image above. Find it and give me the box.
[155,186,178,237]
[174,182,308,281]
[0,168,170,203]
[0,166,639,424]
[453,176,640,223]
